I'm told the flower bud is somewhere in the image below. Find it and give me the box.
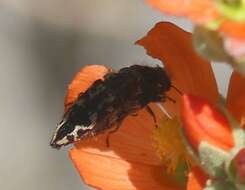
[181,94,234,151]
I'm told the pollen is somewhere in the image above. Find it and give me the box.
[152,118,193,173]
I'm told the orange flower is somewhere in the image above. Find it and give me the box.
[180,93,245,189]
[65,22,244,189]
[146,0,219,23]
[146,0,245,40]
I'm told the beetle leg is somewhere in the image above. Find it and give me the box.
[106,121,122,147]
[130,113,138,116]
[146,105,158,128]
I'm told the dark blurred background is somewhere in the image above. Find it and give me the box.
[0,1,231,190]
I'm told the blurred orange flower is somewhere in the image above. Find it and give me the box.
[65,22,245,189]
[146,0,219,23]
[147,0,245,40]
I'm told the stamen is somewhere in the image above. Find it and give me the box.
[152,118,193,173]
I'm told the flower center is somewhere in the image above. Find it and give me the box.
[152,118,193,173]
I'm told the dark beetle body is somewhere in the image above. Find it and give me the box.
[50,65,171,148]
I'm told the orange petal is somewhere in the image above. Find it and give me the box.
[73,107,162,166]
[66,65,181,189]
[181,94,234,151]
[70,106,181,189]
[227,71,245,128]
[187,167,208,190]
[146,0,219,23]
[64,65,166,166]
[136,22,218,116]
[70,147,181,190]
[64,65,109,112]
[220,21,245,40]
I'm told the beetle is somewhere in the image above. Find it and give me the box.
[50,65,178,149]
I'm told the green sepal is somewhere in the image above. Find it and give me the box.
[232,59,245,76]
[217,100,245,148]
[193,25,245,77]
[198,142,229,178]
[193,26,231,62]
[179,128,200,163]
[225,148,245,188]
[203,179,237,190]
[173,162,188,187]
[232,127,245,148]
[206,19,222,30]
[227,158,237,181]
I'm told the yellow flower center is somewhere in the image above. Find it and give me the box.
[152,117,193,173]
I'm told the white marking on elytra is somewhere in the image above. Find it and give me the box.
[72,124,96,140]
[56,123,97,145]
[56,137,69,146]
[51,119,66,143]
[78,124,96,130]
